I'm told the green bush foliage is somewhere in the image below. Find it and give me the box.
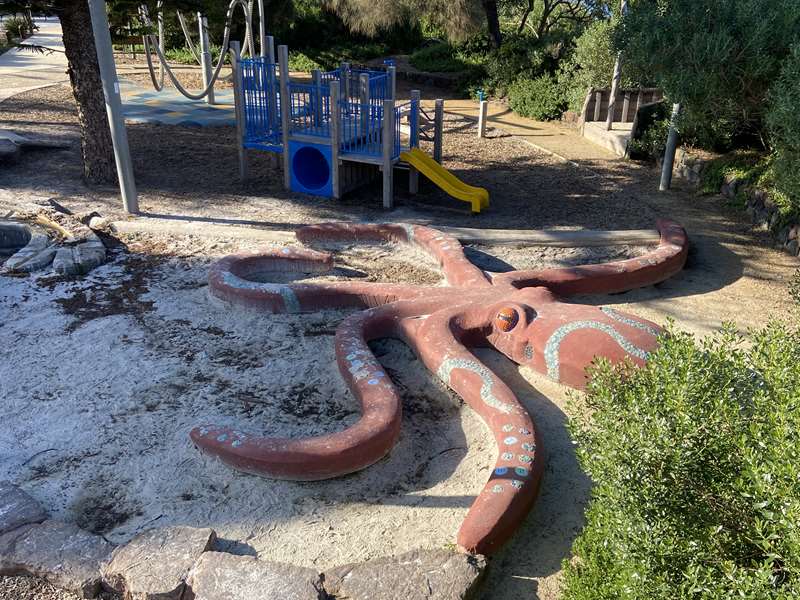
[3,16,30,39]
[559,20,617,114]
[767,44,800,215]
[507,75,566,121]
[410,42,472,73]
[563,323,800,600]
[287,51,322,72]
[616,0,800,150]
[627,117,670,161]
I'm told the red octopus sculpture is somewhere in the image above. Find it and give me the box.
[192,220,688,555]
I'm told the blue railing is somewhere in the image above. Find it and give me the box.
[288,82,331,138]
[339,99,384,158]
[241,58,282,151]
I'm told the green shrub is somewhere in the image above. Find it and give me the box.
[508,75,566,121]
[698,151,767,195]
[790,270,800,306]
[3,16,30,39]
[164,44,225,66]
[616,0,800,150]
[627,117,671,161]
[410,43,468,73]
[767,44,800,215]
[563,323,800,600]
[481,32,559,96]
[288,51,322,72]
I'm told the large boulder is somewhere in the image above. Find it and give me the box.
[324,549,487,600]
[103,526,216,600]
[186,552,326,600]
[0,520,114,598]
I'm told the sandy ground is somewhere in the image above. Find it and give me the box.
[1,82,799,600]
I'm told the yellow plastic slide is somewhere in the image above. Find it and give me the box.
[400,147,489,213]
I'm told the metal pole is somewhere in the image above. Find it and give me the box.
[478,100,488,138]
[157,7,164,84]
[278,45,291,190]
[311,69,323,127]
[198,14,215,105]
[359,73,369,142]
[87,0,138,214]
[605,0,628,131]
[257,0,267,58]
[659,103,681,192]
[382,99,394,209]
[230,41,247,181]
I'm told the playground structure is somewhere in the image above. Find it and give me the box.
[136,2,489,213]
[193,219,689,555]
[230,43,489,212]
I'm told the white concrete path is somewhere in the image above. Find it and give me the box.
[0,18,68,103]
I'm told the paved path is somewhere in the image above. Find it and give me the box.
[439,99,617,163]
[0,18,68,103]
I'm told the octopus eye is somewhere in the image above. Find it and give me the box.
[495,307,519,332]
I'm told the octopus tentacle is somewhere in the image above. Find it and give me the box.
[406,306,544,555]
[297,222,491,288]
[493,219,689,295]
[191,298,453,480]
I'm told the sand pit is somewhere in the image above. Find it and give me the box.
[0,231,654,571]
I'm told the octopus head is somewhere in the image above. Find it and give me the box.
[486,290,663,389]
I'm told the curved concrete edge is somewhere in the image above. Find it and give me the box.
[2,232,56,273]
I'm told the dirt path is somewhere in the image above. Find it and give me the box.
[0,84,797,600]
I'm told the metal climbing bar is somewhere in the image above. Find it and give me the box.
[288,82,332,138]
[240,57,282,151]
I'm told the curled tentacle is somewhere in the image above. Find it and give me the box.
[493,219,689,295]
[191,298,453,480]
[405,305,544,555]
[208,247,435,312]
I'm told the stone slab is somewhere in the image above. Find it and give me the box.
[324,549,486,600]
[186,551,325,600]
[0,482,46,535]
[103,526,216,600]
[0,520,113,598]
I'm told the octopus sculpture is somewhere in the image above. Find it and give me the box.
[192,220,688,555]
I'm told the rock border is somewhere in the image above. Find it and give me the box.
[0,483,487,600]
[664,149,800,258]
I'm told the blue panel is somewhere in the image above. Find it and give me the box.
[289,141,334,198]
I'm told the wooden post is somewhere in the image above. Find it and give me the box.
[622,91,631,122]
[433,98,444,164]
[409,90,420,194]
[477,100,488,138]
[198,14,215,105]
[278,44,291,190]
[359,73,370,142]
[330,81,341,198]
[382,99,394,209]
[340,61,351,101]
[593,91,602,121]
[266,35,275,64]
[605,0,627,130]
[659,103,681,191]
[230,41,247,182]
[388,65,396,101]
[579,87,593,123]
[312,69,323,128]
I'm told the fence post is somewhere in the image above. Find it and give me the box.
[382,99,394,209]
[312,69,323,128]
[622,91,631,123]
[198,14,215,105]
[266,35,275,64]
[388,65,396,101]
[359,73,370,142]
[230,41,247,182]
[477,99,488,138]
[433,98,444,164]
[278,44,291,190]
[340,62,350,101]
[409,90,420,195]
[330,80,341,199]
[593,90,602,122]
[659,103,681,192]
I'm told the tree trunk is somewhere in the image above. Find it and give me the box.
[58,0,117,184]
[482,0,502,48]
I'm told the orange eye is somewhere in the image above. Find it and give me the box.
[495,307,519,332]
